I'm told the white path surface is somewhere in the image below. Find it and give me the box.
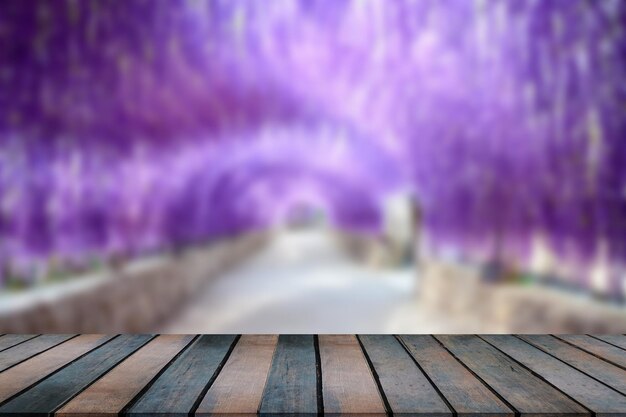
[162,229,465,333]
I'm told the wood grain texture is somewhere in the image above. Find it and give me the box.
[56,335,194,416]
[0,334,625,416]
[0,334,37,352]
[127,335,237,416]
[436,335,589,416]
[399,335,512,417]
[0,334,75,372]
[521,335,626,396]
[593,336,626,351]
[0,334,152,414]
[196,335,278,416]
[319,335,385,416]
[558,335,626,369]
[483,335,626,415]
[0,334,113,404]
[359,335,451,417]
[259,335,318,416]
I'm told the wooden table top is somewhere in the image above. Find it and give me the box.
[0,334,625,416]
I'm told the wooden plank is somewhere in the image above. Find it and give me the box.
[593,336,626,351]
[127,335,237,415]
[559,335,626,369]
[0,334,114,403]
[259,334,318,416]
[0,334,75,372]
[436,335,589,416]
[0,334,153,414]
[196,335,278,416]
[521,335,626,396]
[56,335,194,416]
[360,335,451,416]
[483,335,626,415]
[0,334,37,352]
[318,335,385,416]
[399,335,513,417]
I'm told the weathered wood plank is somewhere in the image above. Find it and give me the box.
[127,335,237,416]
[593,336,626,351]
[521,335,626,396]
[0,333,623,416]
[259,335,318,416]
[196,335,278,416]
[399,335,512,417]
[0,334,37,352]
[436,335,589,416]
[318,335,385,416]
[359,335,450,416]
[0,334,75,372]
[559,335,626,369]
[0,334,152,414]
[56,335,194,416]
[0,334,113,404]
[483,335,626,415]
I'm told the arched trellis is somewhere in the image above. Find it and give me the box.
[0,0,625,294]
[161,132,405,244]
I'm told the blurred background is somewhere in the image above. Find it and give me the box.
[0,0,625,334]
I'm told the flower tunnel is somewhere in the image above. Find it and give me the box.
[0,0,625,296]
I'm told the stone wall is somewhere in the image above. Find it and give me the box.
[0,233,267,333]
[419,260,626,333]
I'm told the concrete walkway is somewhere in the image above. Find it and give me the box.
[162,228,465,333]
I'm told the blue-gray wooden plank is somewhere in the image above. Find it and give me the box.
[127,335,237,416]
[259,335,318,416]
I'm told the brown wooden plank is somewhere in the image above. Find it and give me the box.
[56,334,194,416]
[0,334,37,352]
[196,335,278,416]
[521,335,626,396]
[399,335,513,417]
[127,335,237,416]
[360,335,452,416]
[319,335,385,416]
[558,335,626,369]
[0,334,113,403]
[593,336,626,351]
[436,335,589,416]
[259,335,318,416]
[483,335,626,415]
[0,334,75,372]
